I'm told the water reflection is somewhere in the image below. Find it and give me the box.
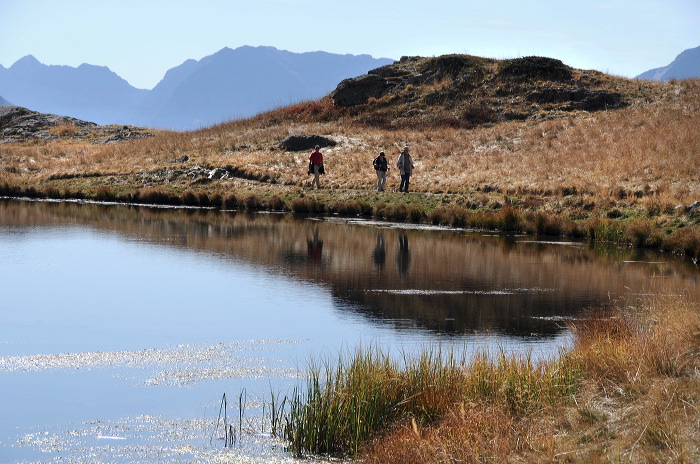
[372,233,386,272]
[307,226,323,267]
[1,199,698,342]
[396,233,411,277]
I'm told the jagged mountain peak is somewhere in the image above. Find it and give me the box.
[0,46,393,130]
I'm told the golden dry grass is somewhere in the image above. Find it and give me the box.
[354,296,700,464]
[2,80,697,205]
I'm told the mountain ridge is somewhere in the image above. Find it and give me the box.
[0,46,393,130]
[636,45,700,81]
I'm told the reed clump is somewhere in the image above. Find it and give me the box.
[276,296,700,462]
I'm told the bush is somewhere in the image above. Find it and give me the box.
[332,201,362,216]
[498,56,572,82]
[223,193,239,209]
[625,219,663,248]
[291,197,312,213]
[44,186,64,200]
[182,190,199,206]
[408,206,425,223]
[268,194,287,211]
[137,188,180,205]
[291,197,325,214]
[664,227,700,258]
[497,206,521,232]
[209,194,223,208]
[385,204,409,222]
[534,212,564,236]
[243,194,262,210]
[197,192,212,207]
[94,187,116,202]
[429,206,452,225]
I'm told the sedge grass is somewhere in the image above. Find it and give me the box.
[274,295,700,462]
[279,345,581,458]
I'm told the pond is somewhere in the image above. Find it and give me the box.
[1,199,698,463]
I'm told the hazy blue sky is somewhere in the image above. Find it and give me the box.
[1,0,698,89]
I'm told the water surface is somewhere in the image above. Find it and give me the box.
[1,199,697,463]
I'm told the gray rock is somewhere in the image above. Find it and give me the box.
[1,104,153,144]
[330,73,391,107]
[208,168,229,179]
[279,135,337,151]
[1,105,97,143]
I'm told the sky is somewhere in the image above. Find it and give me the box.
[1,0,698,90]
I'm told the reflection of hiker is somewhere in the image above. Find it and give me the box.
[396,146,414,193]
[396,233,411,276]
[372,233,386,271]
[307,227,323,265]
[372,151,389,191]
[308,145,324,189]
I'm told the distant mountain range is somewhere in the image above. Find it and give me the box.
[0,46,393,130]
[636,45,700,81]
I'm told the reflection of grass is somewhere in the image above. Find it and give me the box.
[275,296,700,462]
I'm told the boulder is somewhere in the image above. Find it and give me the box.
[279,135,337,151]
[330,73,397,107]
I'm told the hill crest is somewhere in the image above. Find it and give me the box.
[259,54,666,130]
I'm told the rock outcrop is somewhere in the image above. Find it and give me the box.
[0,105,152,144]
[279,134,337,151]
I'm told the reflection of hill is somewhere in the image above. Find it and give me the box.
[3,200,698,338]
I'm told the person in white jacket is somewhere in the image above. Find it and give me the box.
[396,146,414,193]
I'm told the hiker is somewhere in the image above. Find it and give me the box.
[372,151,389,191]
[308,145,324,189]
[396,146,414,193]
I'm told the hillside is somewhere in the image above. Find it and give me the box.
[1,53,699,257]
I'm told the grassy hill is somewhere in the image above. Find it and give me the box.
[1,54,699,257]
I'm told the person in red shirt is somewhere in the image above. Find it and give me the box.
[309,145,324,189]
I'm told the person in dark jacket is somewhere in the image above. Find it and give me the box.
[396,146,414,193]
[372,151,389,191]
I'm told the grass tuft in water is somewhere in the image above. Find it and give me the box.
[278,344,580,458]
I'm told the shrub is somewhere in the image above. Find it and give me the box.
[332,201,362,216]
[496,206,522,232]
[624,219,664,248]
[243,194,262,210]
[498,56,573,82]
[268,194,287,211]
[534,212,564,236]
[223,193,239,209]
[664,226,700,258]
[182,190,199,206]
[408,206,425,223]
[44,186,64,200]
[429,206,452,225]
[94,187,116,202]
[137,188,180,205]
[209,194,223,208]
[198,192,213,207]
[385,204,409,221]
[291,197,312,213]
[291,197,326,214]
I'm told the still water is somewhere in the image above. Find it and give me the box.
[1,199,698,463]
